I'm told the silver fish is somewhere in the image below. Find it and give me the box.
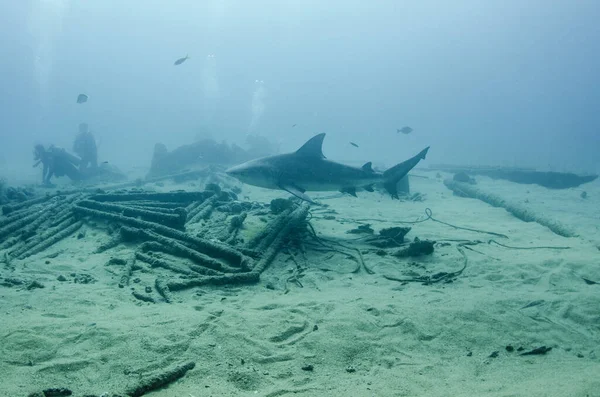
[76,94,88,104]
[174,55,190,66]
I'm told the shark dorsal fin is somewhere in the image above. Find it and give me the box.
[296,133,326,159]
[361,162,374,172]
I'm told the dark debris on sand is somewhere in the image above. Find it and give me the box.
[0,170,484,396]
[0,178,36,207]
[0,170,313,308]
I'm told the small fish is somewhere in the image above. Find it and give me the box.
[101,161,109,164]
[174,55,190,66]
[76,94,88,104]
[397,126,413,134]
[291,124,297,128]
[350,142,359,148]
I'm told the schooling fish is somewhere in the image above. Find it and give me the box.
[350,142,359,148]
[76,94,88,104]
[174,55,190,65]
[397,126,413,134]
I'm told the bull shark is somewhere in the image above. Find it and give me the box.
[225,133,429,203]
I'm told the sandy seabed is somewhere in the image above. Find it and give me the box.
[1,171,599,397]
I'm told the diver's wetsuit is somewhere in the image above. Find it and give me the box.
[73,131,98,171]
[34,145,82,185]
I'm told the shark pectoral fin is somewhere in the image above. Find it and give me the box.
[363,184,375,192]
[340,187,357,197]
[280,184,316,204]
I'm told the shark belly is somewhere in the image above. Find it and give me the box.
[295,177,380,192]
[287,162,382,192]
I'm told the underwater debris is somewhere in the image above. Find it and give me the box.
[135,251,202,276]
[0,182,310,300]
[125,360,195,397]
[11,217,82,260]
[284,260,306,293]
[205,182,221,193]
[520,346,552,356]
[116,258,140,288]
[71,273,96,284]
[303,220,369,274]
[123,227,243,272]
[27,388,73,397]
[26,280,45,290]
[384,246,467,285]
[0,277,25,287]
[24,359,195,395]
[20,219,82,260]
[0,180,34,206]
[0,193,83,257]
[453,172,476,185]
[53,188,309,295]
[75,204,248,265]
[363,226,411,248]
[186,193,219,223]
[96,229,125,253]
[380,226,411,240]
[89,191,209,203]
[167,203,310,291]
[247,207,293,249]
[223,212,247,244]
[405,192,425,202]
[229,212,247,230]
[393,237,435,258]
[433,165,598,189]
[346,224,374,234]
[132,290,155,303]
[270,197,294,214]
[155,278,173,303]
[444,179,576,238]
[78,199,187,229]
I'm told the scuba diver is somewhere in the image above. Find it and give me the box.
[33,144,82,186]
[73,122,98,171]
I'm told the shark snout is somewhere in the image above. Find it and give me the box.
[225,165,239,175]
[225,164,247,178]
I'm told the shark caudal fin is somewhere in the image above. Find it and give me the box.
[383,146,430,199]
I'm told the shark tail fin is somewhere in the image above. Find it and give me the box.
[383,146,429,199]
